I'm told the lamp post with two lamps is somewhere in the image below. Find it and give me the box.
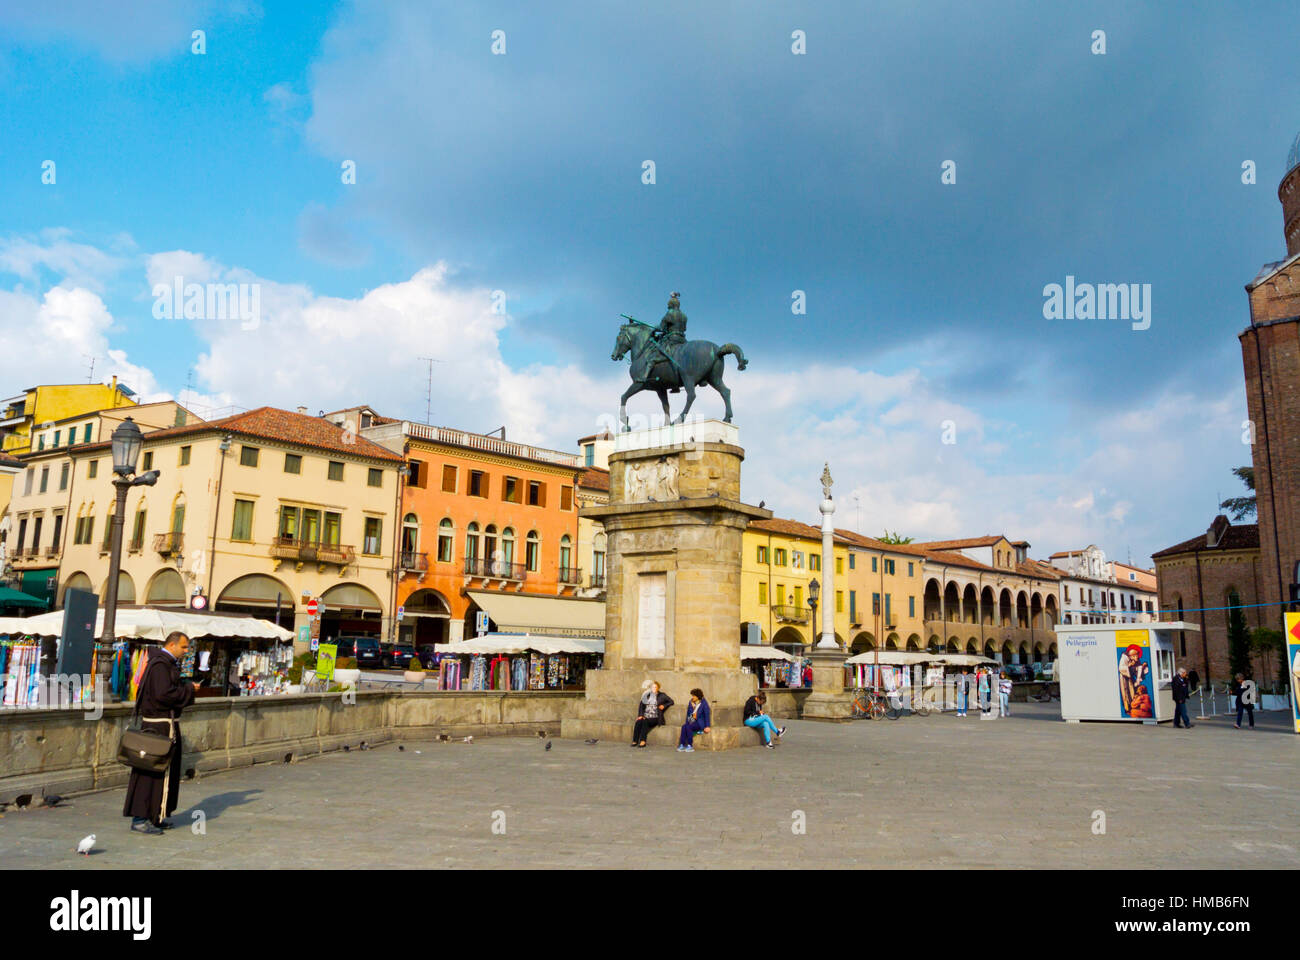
[102,418,160,645]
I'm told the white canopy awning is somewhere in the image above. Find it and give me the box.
[932,654,999,667]
[845,650,934,666]
[435,632,604,656]
[739,645,796,662]
[0,607,293,642]
[466,590,604,638]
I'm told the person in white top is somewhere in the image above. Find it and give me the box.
[997,672,1013,717]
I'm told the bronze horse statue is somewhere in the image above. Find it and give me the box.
[611,320,747,429]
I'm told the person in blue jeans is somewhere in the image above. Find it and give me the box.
[677,688,712,752]
[743,691,786,749]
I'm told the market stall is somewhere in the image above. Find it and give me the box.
[740,644,808,688]
[0,606,294,701]
[432,633,604,691]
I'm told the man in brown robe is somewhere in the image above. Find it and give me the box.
[123,631,199,835]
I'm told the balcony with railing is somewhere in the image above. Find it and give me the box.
[43,545,60,559]
[404,421,579,468]
[153,532,184,556]
[589,572,607,591]
[463,556,526,582]
[558,566,583,586]
[270,537,356,568]
[399,551,429,573]
[773,604,810,623]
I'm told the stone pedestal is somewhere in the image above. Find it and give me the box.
[561,421,772,749]
[800,647,853,722]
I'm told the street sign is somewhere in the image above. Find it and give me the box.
[190,594,207,611]
[297,625,309,644]
[310,636,319,652]
[397,605,405,621]
[306,598,319,617]
[476,611,489,636]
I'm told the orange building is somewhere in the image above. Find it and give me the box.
[354,411,588,647]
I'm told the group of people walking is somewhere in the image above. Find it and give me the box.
[953,667,1012,718]
[630,681,786,751]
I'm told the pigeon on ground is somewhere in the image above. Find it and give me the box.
[76,834,95,856]
[14,794,32,809]
[43,793,65,808]
[462,736,474,744]
[544,740,552,751]
[536,730,547,739]
[359,742,371,751]
[398,745,405,751]
[437,734,451,742]
[343,745,351,753]
[584,739,599,744]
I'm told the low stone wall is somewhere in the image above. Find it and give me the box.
[0,690,582,800]
[761,688,811,719]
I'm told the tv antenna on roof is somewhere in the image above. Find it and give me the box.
[418,357,443,425]
[82,355,96,383]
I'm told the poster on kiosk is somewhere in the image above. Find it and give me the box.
[1286,613,1300,735]
[1055,622,1190,723]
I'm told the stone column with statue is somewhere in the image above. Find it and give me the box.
[802,464,854,721]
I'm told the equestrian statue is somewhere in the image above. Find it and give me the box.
[610,292,748,430]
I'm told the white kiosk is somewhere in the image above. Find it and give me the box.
[1053,622,1200,724]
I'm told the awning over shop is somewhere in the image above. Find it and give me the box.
[739,645,795,662]
[0,606,294,642]
[845,650,935,666]
[466,590,605,638]
[931,654,998,667]
[435,632,604,655]
[0,586,49,610]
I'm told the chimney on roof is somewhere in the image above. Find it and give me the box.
[297,406,308,415]
[1206,514,1230,548]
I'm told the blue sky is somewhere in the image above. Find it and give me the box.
[1,0,1295,564]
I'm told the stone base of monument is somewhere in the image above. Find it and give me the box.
[799,647,854,722]
[561,665,763,749]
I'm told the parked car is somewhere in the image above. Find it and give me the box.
[1041,661,1056,680]
[1030,661,1044,678]
[1004,664,1033,682]
[417,644,441,668]
[332,636,383,668]
[381,643,419,670]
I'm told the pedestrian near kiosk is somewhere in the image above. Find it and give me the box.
[123,632,201,835]
[998,671,1012,717]
[956,669,970,716]
[1231,673,1256,729]
[742,690,785,748]
[677,688,712,752]
[1171,667,1193,729]
[978,668,992,715]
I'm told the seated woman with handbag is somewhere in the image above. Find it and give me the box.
[630,680,674,748]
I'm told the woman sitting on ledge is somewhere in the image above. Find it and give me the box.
[631,681,674,748]
[677,688,712,752]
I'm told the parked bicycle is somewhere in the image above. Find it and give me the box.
[850,687,900,720]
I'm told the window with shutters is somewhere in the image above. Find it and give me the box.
[368,468,382,488]
[560,485,573,510]
[231,500,254,541]
[240,446,259,467]
[441,464,457,493]
[528,480,544,506]
[180,445,191,466]
[469,470,486,497]
[328,461,344,482]
[408,460,426,488]
[284,453,302,474]
[363,517,382,555]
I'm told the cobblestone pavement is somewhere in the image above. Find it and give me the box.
[3,703,1296,869]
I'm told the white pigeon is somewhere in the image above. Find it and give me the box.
[76,834,95,856]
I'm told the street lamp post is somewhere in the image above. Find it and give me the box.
[102,418,159,645]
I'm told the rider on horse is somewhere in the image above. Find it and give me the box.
[649,292,688,389]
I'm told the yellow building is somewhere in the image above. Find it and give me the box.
[834,529,929,653]
[59,407,404,649]
[0,379,138,549]
[3,401,200,606]
[741,517,852,650]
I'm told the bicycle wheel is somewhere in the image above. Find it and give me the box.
[884,700,901,720]
[912,699,931,718]
[868,700,887,721]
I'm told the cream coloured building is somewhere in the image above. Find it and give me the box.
[58,407,404,649]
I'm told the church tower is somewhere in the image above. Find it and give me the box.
[1240,133,1300,614]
